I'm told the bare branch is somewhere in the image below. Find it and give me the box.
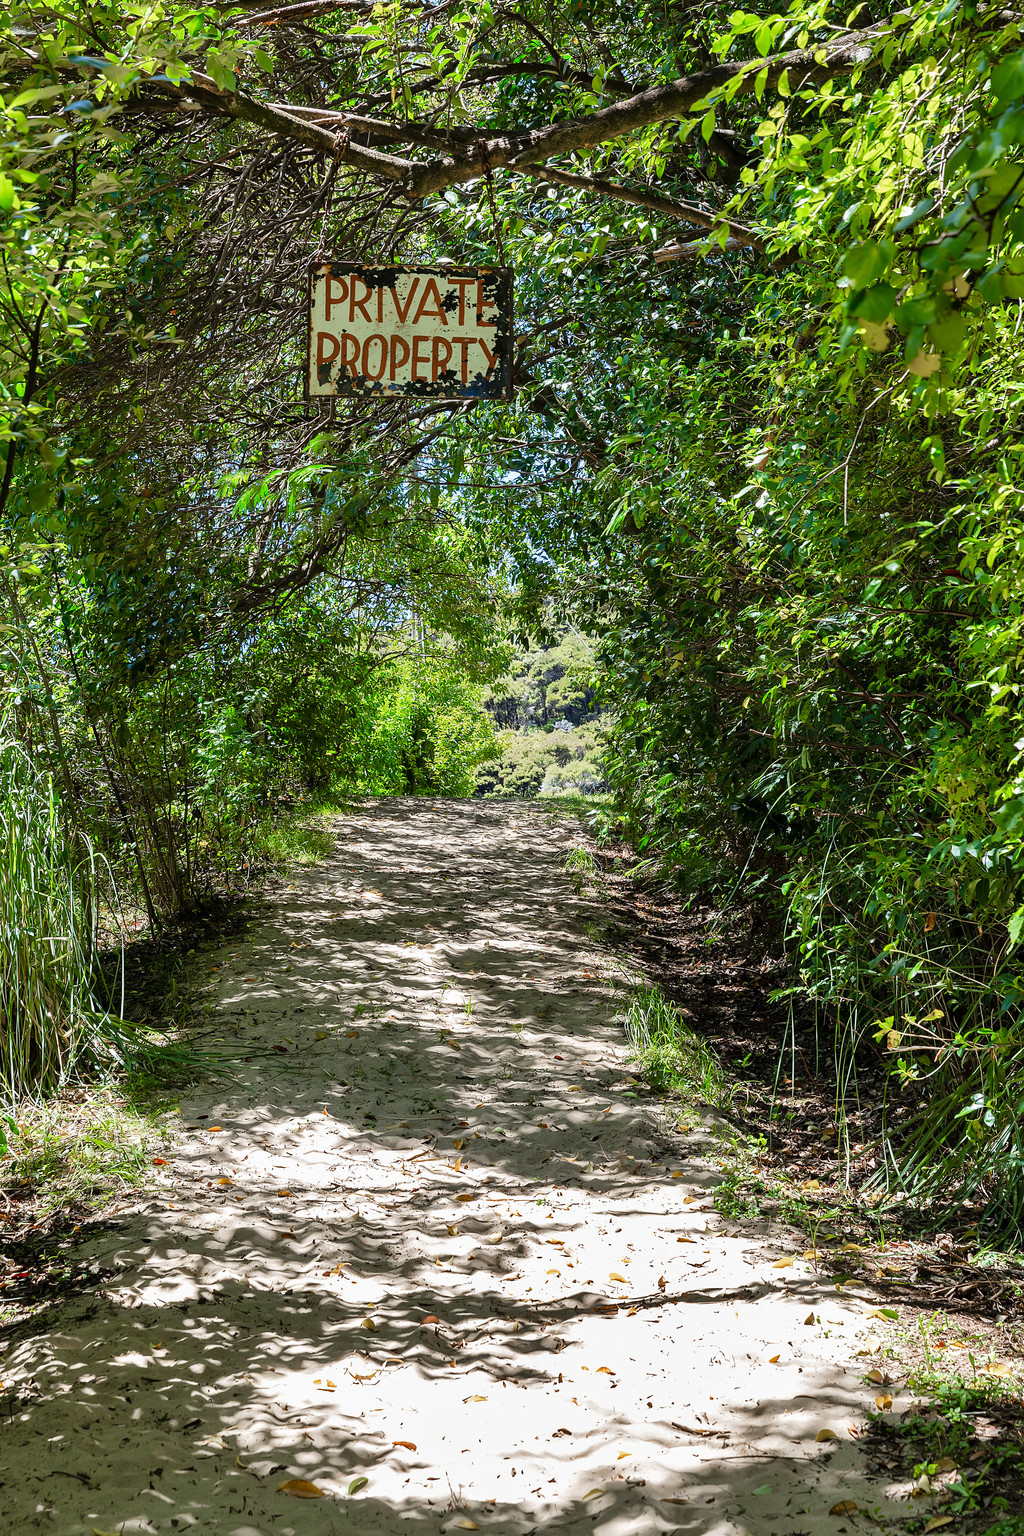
[522,165,762,249]
[653,236,748,263]
[145,69,414,180]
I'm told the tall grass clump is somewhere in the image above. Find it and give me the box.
[0,736,118,1102]
[625,984,728,1105]
[784,841,1024,1237]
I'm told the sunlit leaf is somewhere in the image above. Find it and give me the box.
[277,1479,326,1498]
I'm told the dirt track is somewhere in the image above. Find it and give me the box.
[0,800,909,1535]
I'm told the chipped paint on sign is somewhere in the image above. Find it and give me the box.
[307,261,513,400]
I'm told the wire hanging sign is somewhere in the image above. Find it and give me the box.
[306,141,512,403]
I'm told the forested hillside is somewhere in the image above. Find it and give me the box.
[5,0,1024,1242]
[476,634,607,796]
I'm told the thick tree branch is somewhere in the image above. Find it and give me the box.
[135,16,899,196]
[400,19,899,197]
[653,236,747,263]
[146,69,414,180]
[234,0,454,22]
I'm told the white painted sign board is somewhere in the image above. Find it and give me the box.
[307,261,513,400]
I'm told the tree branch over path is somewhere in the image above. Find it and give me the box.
[521,165,762,249]
[143,15,905,201]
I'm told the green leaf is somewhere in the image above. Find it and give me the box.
[991,51,1024,104]
[9,85,68,109]
[850,283,896,324]
[927,309,965,353]
[1008,909,1024,949]
[894,197,934,233]
[348,1477,368,1495]
[843,242,889,288]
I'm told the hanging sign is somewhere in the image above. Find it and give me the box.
[307,261,513,401]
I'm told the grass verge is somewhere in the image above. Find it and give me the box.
[1,1087,174,1224]
[255,791,356,873]
[625,983,730,1106]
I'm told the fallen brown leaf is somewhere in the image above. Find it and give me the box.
[277,1479,325,1498]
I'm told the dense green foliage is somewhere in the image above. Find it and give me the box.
[5,0,1024,1231]
[477,636,606,796]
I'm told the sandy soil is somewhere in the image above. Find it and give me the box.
[0,800,911,1535]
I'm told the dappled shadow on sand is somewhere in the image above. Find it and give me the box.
[0,801,908,1535]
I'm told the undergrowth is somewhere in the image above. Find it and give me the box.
[865,1339,1024,1528]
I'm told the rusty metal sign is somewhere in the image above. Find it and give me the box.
[307,261,513,401]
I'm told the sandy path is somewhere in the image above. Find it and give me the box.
[0,800,908,1535]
